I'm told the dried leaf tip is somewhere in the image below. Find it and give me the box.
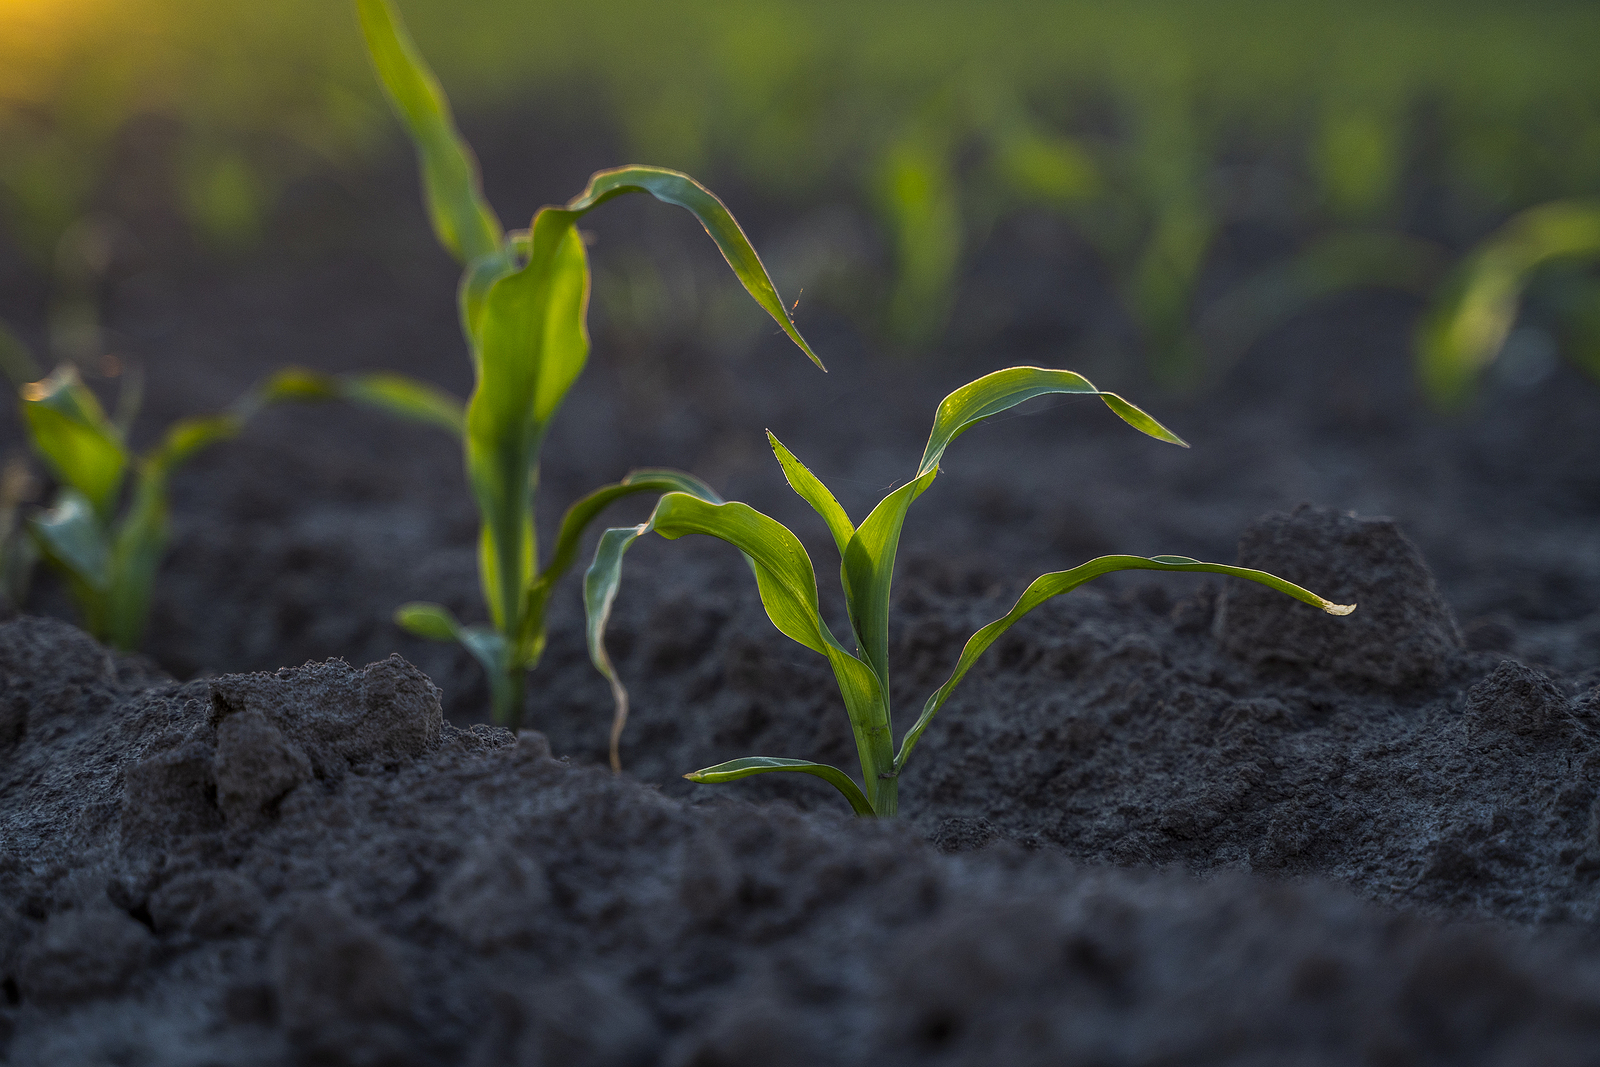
[1324,602,1357,616]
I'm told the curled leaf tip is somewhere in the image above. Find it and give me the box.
[1324,601,1357,616]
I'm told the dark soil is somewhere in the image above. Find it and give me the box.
[3,108,1600,1064]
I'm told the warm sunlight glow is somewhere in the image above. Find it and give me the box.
[0,0,123,104]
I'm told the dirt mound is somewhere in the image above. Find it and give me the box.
[5,608,1600,1064]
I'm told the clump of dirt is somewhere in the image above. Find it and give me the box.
[1220,503,1465,690]
[6,612,1600,1066]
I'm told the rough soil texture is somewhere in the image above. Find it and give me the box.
[3,107,1600,1063]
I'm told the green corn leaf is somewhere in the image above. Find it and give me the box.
[98,414,246,651]
[251,366,338,406]
[149,414,243,472]
[458,624,515,725]
[19,365,128,520]
[458,235,527,346]
[840,470,938,701]
[767,432,855,555]
[396,601,515,721]
[879,133,962,348]
[650,494,839,655]
[520,468,724,682]
[894,553,1355,772]
[1418,198,1600,409]
[586,492,889,789]
[467,208,590,633]
[918,366,1187,477]
[27,488,110,593]
[103,466,169,651]
[333,373,465,435]
[354,0,502,264]
[683,756,876,816]
[584,524,649,771]
[395,600,463,642]
[254,367,464,435]
[563,166,823,370]
[537,468,724,596]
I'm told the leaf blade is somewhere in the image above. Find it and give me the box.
[683,756,876,816]
[19,365,128,520]
[466,209,590,633]
[766,431,854,555]
[1417,198,1600,409]
[354,0,502,263]
[564,166,823,369]
[538,468,723,595]
[917,366,1187,478]
[584,491,891,794]
[395,600,463,643]
[895,554,1355,771]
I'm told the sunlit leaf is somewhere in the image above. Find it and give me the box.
[918,366,1187,477]
[150,414,243,472]
[339,373,465,435]
[766,432,854,555]
[19,365,127,520]
[395,600,463,642]
[467,208,589,634]
[564,166,823,369]
[254,367,464,435]
[354,0,502,263]
[1418,198,1600,409]
[683,756,876,816]
[894,553,1355,772]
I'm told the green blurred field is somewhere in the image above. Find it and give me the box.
[4,0,1598,250]
[5,0,1599,392]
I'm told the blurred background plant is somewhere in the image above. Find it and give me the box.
[3,0,1599,402]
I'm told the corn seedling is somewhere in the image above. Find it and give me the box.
[586,366,1355,815]
[8,355,296,651]
[349,0,818,740]
[1418,199,1600,409]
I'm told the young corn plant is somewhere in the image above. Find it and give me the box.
[11,360,291,651]
[348,0,820,743]
[1417,198,1600,409]
[585,367,1355,815]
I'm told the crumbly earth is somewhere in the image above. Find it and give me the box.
[2,107,1600,1063]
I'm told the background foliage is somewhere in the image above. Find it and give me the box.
[4,0,1599,393]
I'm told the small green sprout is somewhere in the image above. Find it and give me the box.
[10,361,292,651]
[347,0,819,741]
[585,367,1355,815]
[1417,198,1600,409]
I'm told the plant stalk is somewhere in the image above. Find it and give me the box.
[494,662,527,733]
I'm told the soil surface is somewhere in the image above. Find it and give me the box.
[3,108,1600,1064]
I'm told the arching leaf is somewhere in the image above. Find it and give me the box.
[683,756,875,816]
[894,554,1355,772]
